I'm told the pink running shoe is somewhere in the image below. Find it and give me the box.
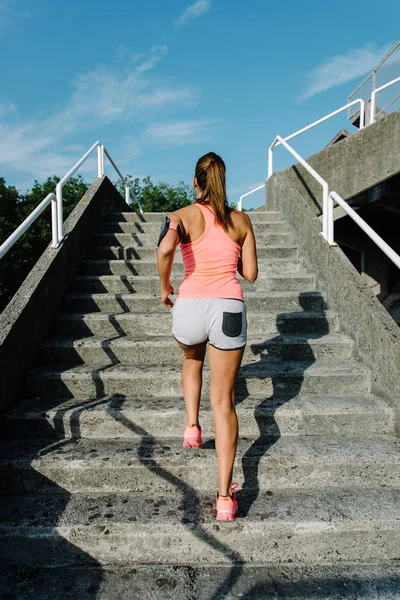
[216,483,239,521]
[183,424,203,449]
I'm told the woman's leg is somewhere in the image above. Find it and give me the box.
[177,341,207,426]
[208,345,244,496]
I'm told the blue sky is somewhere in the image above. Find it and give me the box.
[0,0,399,208]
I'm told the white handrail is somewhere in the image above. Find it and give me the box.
[348,41,400,120]
[0,141,139,261]
[370,76,400,124]
[329,191,400,269]
[237,184,264,211]
[0,193,57,260]
[56,140,102,243]
[269,135,332,243]
[273,99,365,150]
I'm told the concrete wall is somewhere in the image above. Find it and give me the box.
[267,172,400,433]
[0,176,128,411]
[269,109,400,214]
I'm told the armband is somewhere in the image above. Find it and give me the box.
[157,217,181,247]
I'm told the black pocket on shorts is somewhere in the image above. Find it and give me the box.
[222,312,242,337]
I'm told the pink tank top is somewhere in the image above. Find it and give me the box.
[178,203,243,300]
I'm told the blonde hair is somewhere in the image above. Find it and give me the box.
[195,152,232,229]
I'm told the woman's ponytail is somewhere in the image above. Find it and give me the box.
[195,152,232,229]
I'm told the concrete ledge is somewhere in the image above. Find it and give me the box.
[269,109,400,214]
[266,172,400,433]
[0,176,128,411]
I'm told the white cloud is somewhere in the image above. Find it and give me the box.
[135,45,168,75]
[58,64,197,131]
[0,55,199,182]
[174,0,212,27]
[144,118,220,146]
[299,42,394,100]
[0,0,28,35]
[0,102,17,118]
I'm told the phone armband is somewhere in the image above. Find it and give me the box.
[157,217,181,247]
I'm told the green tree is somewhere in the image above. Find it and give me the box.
[0,175,89,311]
[116,176,196,212]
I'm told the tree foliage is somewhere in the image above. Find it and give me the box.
[0,175,88,311]
[0,174,195,311]
[116,176,196,212]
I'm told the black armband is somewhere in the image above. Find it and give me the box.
[157,216,181,247]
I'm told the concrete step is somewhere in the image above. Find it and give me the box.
[101,221,288,235]
[93,232,293,247]
[3,394,393,440]
[102,210,283,223]
[1,487,400,566]
[86,244,299,261]
[70,274,315,294]
[23,360,370,399]
[2,563,400,600]
[39,334,354,366]
[1,435,399,494]
[53,310,339,338]
[79,257,303,276]
[61,290,325,314]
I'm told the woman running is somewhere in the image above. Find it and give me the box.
[157,151,258,521]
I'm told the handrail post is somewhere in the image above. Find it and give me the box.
[56,182,63,243]
[268,143,274,178]
[101,145,105,176]
[97,145,103,177]
[125,185,130,206]
[359,99,365,129]
[321,183,329,242]
[370,92,377,124]
[238,196,243,212]
[327,192,335,246]
[51,194,59,248]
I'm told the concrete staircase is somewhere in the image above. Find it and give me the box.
[1,209,400,599]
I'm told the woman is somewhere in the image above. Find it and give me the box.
[157,151,258,521]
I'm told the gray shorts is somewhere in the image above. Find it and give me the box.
[172,298,247,350]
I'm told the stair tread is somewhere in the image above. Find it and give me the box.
[25,360,370,378]
[56,308,334,318]
[81,257,298,264]
[1,563,400,600]
[41,333,351,347]
[63,290,322,299]
[1,487,400,529]
[73,273,313,280]
[1,435,399,465]
[6,393,392,418]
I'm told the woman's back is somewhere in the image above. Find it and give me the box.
[176,202,244,299]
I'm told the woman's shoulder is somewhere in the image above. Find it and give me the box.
[169,203,200,221]
[229,208,252,229]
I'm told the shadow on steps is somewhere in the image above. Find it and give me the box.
[237,292,329,518]
[0,417,103,599]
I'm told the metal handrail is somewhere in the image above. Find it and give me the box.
[265,137,400,269]
[273,99,365,150]
[329,191,400,269]
[0,142,140,261]
[0,193,57,260]
[376,93,400,118]
[237,184,264,211]
[269,135,332,242]
[370,76,400,124]
[348,42,400,102]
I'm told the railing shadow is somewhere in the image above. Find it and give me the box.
[236,292,329,517]
[0,410,103,599]
[106,396,246,600]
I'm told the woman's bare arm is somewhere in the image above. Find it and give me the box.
[156,214,182,306]
[239,214,258,282]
